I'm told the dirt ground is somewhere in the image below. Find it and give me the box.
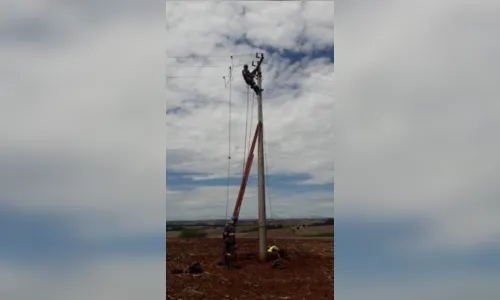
[167,238,334,300]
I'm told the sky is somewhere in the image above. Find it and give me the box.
[0,0,165,299]
[165,1,335,221]
[1,0,500,299]
[334,0,500,298]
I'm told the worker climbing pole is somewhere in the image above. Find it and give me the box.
[242,54,264,96]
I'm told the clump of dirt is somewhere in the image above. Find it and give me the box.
[188,262,203,274]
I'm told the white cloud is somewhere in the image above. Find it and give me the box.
[337,272,500,300]
[165,1,335,185]
[163,1,335,225]
[0,1,165,235]
[0,258,164,300]
[335,0,500,251]
[166,184,333,220]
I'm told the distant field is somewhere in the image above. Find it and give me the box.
[166,231,180,238]
[166,224,334,239]
[238,225,334,238]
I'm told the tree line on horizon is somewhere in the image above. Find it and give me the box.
[166,217,333,231]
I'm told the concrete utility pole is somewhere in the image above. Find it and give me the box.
[255,53,267,262]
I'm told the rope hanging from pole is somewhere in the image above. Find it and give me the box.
[242,85,250,175]
[248,93,255,156]
[224,61,233,222]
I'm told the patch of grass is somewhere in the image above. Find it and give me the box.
[238,224,283,233]
[239,227,259,233]
[178,228,207,238]
[302,232,334,238]
[166,225,185,231]
[309,218,334,227]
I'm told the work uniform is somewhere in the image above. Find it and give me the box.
[268,245,286,268]
[223,223,236,253]
[223,223,236,267]
[242,68,263,96]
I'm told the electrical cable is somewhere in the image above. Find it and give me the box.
[165,53,254,58]
[224,65,233,222]
[242,85,250,175]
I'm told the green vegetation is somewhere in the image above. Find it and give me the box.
[166,225,185,231]
[323,218,334,225]
[238,224,283,233]
[309,218,334,226]
[178,228,207,238]
[267,224,283,230]
[239,226,259,233]
[302,232,334,238]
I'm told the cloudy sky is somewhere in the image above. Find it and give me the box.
[165,1,335,221]
[1,0,500,299]
[1,0,165,299]
[335,0,500,298]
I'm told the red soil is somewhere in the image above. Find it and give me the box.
[167,238,334,300]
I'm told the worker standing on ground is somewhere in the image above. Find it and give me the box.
[267,245,288,268]
[242,55,264,96]
[222,216,238,268]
